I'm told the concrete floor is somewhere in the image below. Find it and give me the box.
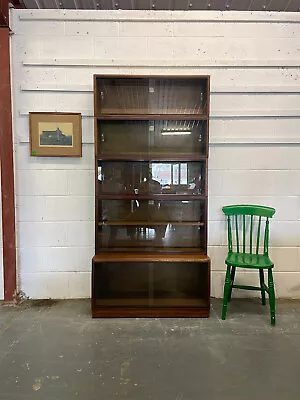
[0,299,300,400]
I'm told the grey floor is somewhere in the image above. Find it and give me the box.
[0,299,300,400]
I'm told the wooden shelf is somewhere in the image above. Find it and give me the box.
[95,114,209,120]
[93,252,209,263]
[97,194,206,200]
[97,247,206,254]
[97,154,208,161]
[98,221,204,226]
[92,307,210,318]
[95,297,208,307]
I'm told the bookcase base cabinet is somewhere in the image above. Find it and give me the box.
[91,254,210,318]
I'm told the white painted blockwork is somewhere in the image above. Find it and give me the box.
[9,9,300,299]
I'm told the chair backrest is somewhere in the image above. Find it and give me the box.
[222,204,276,256]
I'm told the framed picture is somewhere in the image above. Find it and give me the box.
[29,112,82,157]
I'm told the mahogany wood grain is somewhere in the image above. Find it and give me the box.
[95,114,208,120]
[93,253,210,263]
[92,307,210,318]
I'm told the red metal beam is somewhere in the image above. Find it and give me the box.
[0,1,24,26]
[0,0,9,26]
[0,19,17,301]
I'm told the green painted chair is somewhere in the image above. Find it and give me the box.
[221,204,276,325]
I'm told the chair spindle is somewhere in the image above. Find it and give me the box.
[256,216,262,254]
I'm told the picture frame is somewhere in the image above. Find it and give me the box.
[29,112,82,157]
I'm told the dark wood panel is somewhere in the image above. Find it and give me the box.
[92,307,210,318]
[97,247,206,254]
[95,298,207,307]
[93,253,210,262]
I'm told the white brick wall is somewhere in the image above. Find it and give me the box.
[9,9,300,299]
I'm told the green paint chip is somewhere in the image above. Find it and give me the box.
[32,151,36,155]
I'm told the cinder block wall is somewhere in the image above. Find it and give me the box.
[9,9,300,299]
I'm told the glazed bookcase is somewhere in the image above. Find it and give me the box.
[92,75,211,317]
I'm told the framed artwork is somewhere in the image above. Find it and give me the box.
[29,112,82,157]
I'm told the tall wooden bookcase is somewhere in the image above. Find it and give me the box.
[92,75,210,317]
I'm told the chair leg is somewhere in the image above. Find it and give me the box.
[259,269,266,306]
[222,265,232,320]
[268,268,276,326]
[228,266,236,302]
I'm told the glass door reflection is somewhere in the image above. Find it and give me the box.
[97,161,206,196]
[97,120,207,158]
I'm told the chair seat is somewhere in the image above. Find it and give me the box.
[225,252,274,269]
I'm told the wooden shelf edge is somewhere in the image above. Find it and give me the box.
[95,247,207,254]
[94,114,209,120]
[93,252,210,263]
[92,307,210,318]
[98,221,205,226]
[97,194,207,200]
[94,74,210,79]
[97,155,208,161]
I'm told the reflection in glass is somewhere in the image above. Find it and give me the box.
[97,224,204,250]
[94,262,209,307]
[97,161,205,196]
[99,200,203,222]
[96,199,205,251]
[96,78,208,115]
[97,120,207,157]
